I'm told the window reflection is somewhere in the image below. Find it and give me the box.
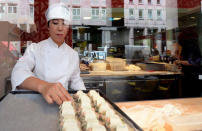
[0,0,201,64]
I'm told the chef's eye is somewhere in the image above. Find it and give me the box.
[53,21,59,25]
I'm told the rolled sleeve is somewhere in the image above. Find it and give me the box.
[11,44,36,91]
[69,54,86,90]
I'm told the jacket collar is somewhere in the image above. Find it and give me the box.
[48,37,66,49]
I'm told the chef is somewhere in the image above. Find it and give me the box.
[11,3,86,105]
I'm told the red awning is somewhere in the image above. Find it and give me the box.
[178,0,201,8]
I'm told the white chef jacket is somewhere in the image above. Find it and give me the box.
[11,37,86,91]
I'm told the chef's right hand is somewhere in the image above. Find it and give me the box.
[39,82,72,105]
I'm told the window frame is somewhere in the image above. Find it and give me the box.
[148,9,153,20]
[157,0,161,5]
[8,4,17,14]
[0,3,5,13]
[92,7,99,20]
[129,8,134,19]
[30,4,34,17]
[157,9,162,20]
[72,7,81,20]
[138,0,143,4]
[101,8,106,19]
[148,0,152,5]
[139,9,144,20]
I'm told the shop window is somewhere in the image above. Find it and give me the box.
[73,8,80,20]
[148,9,152,19]
[8,4,17,14]
[139,9,144,19]
[92,8,99,20]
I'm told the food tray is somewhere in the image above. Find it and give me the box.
[69,90,143,131]
[10,90,143,131]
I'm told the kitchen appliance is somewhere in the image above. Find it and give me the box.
[82,77,106,94]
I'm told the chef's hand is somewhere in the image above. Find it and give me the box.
[39,82,72,105]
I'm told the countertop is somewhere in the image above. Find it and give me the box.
[116,97,202,131]
[81,70,182,77]
[116,97,202,115]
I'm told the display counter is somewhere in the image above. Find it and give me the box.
[4,70,182,102]
[81,70,182,101]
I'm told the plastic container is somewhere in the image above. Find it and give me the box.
[106,58,126,71]
[90,62,107,71]
[166,113,202,131]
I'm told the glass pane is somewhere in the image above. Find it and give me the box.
[13,7,17,13]
[8,6,12,13]
[1,0,202,100]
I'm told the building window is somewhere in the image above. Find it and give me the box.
[139,9,143,19]
[129,8,134,19]
[101,8,106,19]
[92,8,99,19]
[129,0,133,4]
[0,3,5,13]
[148,9,152,19]
[157,0,160,5]
[60,0,69,3]
[8,4,17,14]
[157,9,162,20]
[72,0,80,5]
[139,0,143,4]
[148,0,152,5]
[30,5,34,17]
[73,8,80,20]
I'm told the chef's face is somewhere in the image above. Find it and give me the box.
[48,19,69,46]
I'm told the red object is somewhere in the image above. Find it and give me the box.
[178,0,201,8]
[111,0,124,8]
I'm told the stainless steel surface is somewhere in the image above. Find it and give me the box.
[0,93,59,131]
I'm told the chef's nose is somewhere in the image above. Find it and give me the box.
[58,24,63,30]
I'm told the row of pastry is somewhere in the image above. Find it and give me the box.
[74,90,106,131]
[59,101,81,131]
[88,90,129,131]
[59,90,130,131]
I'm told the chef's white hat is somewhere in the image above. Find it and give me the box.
[45,3,71,24]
